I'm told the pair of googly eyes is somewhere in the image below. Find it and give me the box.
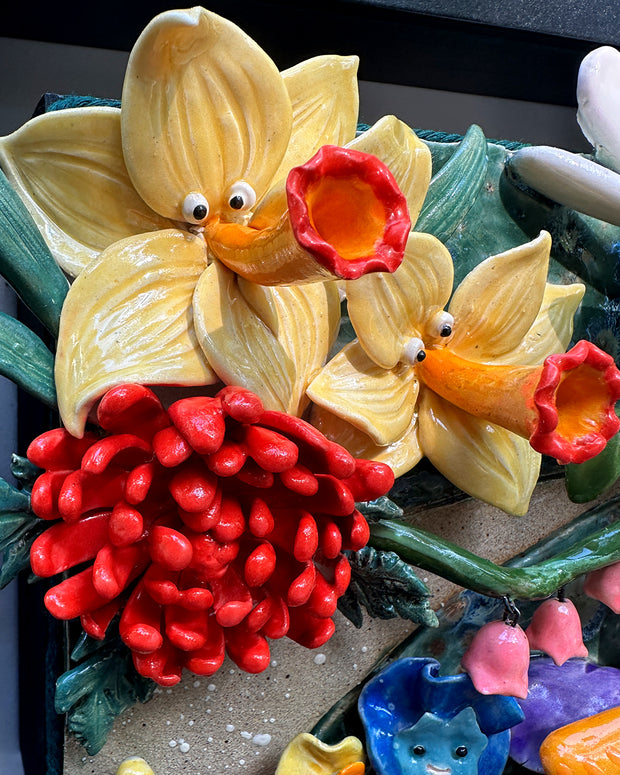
[411,745,468,758]
[403,312,455,364]
[181,182,257,224]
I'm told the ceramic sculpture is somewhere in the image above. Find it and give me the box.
[1,5,620,773]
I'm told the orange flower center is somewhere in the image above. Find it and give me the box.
[305,175,386,261]
[554,364,613,444]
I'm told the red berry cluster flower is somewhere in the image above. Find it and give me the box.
[28,384,393,686]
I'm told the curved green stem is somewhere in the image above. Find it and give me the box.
[369,517,620,599]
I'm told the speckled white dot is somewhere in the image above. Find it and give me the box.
[169,740,177,748]
[252,733,272,746]
[241,731,252,740]
[361,646,368,653]
[208,684,216,692]
[189,720,194,727]
[193,680,201,687]
[314,653,326,665]
[179,742,190,753]
[226,724,235,732]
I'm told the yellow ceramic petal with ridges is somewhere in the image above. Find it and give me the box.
[347,116,432,226]
[0,108,171,276]
[448,231,552,362]
[272,55,359,184]
[116,757,155,775]
[55,229,215,437]
[307,340,419,446]
[275,732,364,775]
[193,261,299,413]
[121,7,292,220]
[312,405,422,478]
[346,230,454,369]
[239,278,341,415]
[418,389,541,516]
[494,282,585,366]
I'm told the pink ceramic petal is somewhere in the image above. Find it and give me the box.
[525,598,588,666]
[584,562,620,613]
[461,620,530,699]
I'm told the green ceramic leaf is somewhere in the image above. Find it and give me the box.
[0,518,45,587]
[355,495,404,523]
[565,417,620,503]
[338,545,438,629]
[0,311,57,407]
[0,168,68,337]
[0,475,32,512]
[56,642,154,755]
[416,124,488,243]
[10,454,41,488]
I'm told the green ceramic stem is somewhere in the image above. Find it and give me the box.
[369,517,620,599]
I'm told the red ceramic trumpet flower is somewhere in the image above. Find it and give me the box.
[28,385,393,686]
[418,339,620,464]
[287,145,411,280]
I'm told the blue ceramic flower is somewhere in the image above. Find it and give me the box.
[358,657,524,775]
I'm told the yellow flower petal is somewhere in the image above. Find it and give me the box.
[495,282,586,366]
[347,116,431,226]
[121,7,292,220]
[194,261,300,413]
[418,389,541,516]
[272,55,359,184]
[275,733,364,775]
[346,231,454,369]
[236,277,340,415]
[307,340,419,445]
[0,108,170,276]
[311,404,422,478]
[448,231,552,362]
[55,229,215,437]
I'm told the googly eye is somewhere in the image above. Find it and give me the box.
[455,746,468,758]
[227,181,257,212]
[182,192,210,224]
[412,745,426,757]
[428,310,455,339]
[402,337,426,364]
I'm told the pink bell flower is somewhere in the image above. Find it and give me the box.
[525,597,588,666]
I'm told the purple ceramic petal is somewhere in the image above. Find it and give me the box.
[510,657,620,772]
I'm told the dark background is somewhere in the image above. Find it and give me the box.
[2,0,618,106]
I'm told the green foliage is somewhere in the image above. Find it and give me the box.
[565,411,620,503]
[56,635,155,755]
[339,545,438,629]
[0,474,43,588]
[0,311,56,406]
[0,169,68,337]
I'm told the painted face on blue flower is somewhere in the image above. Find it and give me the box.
[394,707,488,774]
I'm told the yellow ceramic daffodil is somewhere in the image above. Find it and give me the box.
[275,733,365,775]
[308,231,590,515]
[0,7,424,437]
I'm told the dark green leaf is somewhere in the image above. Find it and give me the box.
[0,311,56,406]
[10,454,41,489]
[339,546,438,629]
[0,519,46,587]
[565,420,620,503]
[0,476,31,512]
[356,496,404,524]
[0,169,68,337]
[56,644,155,755]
